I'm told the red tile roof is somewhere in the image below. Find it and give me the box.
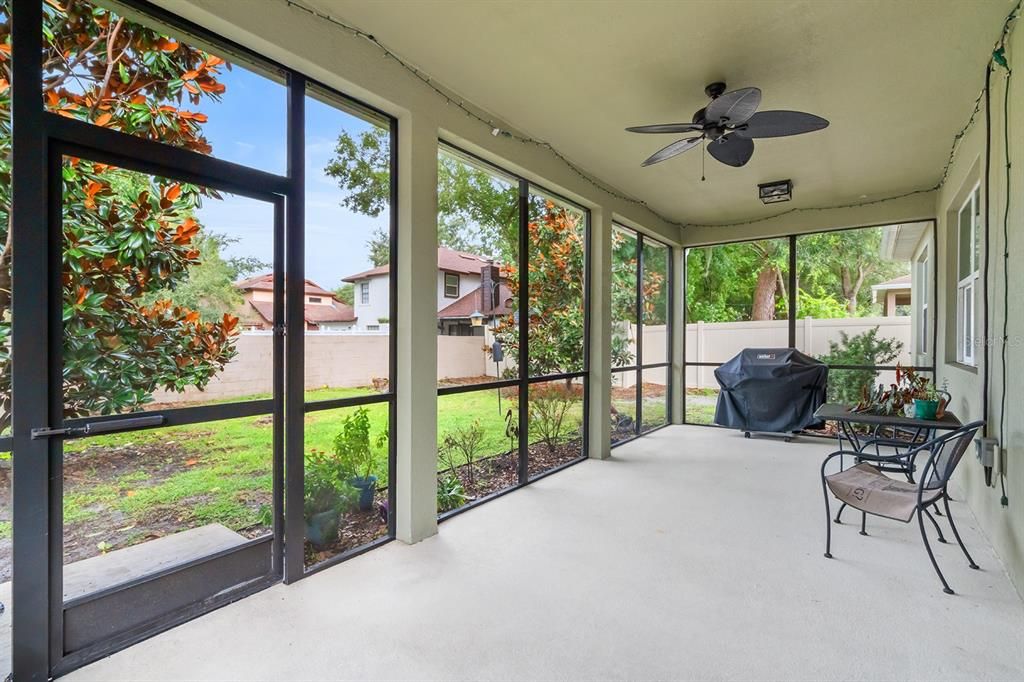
[236,273,336,298]
[438,282,513,319]
[343,247,502,282]
[248,300,356,325]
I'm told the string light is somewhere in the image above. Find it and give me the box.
[280,0,1018,231]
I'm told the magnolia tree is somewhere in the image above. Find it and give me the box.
[491,200,586,377]
[0,0,240,428]
[610,230,668,367]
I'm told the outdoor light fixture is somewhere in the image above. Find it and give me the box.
[470,310,485,327]
[758,179,792,204]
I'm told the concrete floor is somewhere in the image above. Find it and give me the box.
[67,425,1024,681]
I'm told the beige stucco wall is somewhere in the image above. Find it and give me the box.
[151,334,485,403]
[931,23,1023,596]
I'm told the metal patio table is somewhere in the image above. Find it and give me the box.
[815,403,962,473]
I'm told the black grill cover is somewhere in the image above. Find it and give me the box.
[713,348,828,433]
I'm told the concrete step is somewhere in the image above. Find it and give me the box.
[63,523,249,602]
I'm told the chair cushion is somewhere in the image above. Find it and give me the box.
[825,463,942,523]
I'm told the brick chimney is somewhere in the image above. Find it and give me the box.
[480,262,500,313]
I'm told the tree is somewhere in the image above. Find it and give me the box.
[492,201,586,377]
[325,129,519,263]
[0,0,241,427]
[687,229,910,324]
[334,282,355,306]
[364,227,390,267]
[144,232,265,321]
[686,241,787,322]
[797,230,906,315]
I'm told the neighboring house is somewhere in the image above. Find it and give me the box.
[880,221,933,365]
[235,273,357,331]
[871,274,911,316]
[343,247,512,335]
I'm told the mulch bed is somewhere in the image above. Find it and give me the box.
[305,438,585,565]
[611,381,668,400]
[440,439,584,509]
[304,498,389,568]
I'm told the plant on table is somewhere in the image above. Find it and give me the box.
[855,365,946,420]
[333,407,387,511]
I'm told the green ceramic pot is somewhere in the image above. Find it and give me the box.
[914,398,939,420]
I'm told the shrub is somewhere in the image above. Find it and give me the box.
[529,383,580,452]
[303,447,356,519]
[438,419,486,486]
[332,407,387,481]
[437,474,468,513]
[820,327,904,405]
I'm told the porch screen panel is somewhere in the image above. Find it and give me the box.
[302,87,392,403]
[795,224,929,393]
[301,84,396,572]
[684,239,789,424]
[525,189,587,479]
[436,388,520,517]
[641,239,670,366]
[434,147,518,387]
[685,239,790,365]
[610,369,638,444]
[611,226,639,371]
[525,191,586,376]
[42,0,287,174]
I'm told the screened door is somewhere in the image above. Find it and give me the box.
[39,145,285,671]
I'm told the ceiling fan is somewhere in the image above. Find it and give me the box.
[626,82,829,168]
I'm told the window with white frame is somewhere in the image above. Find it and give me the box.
[956,186,980,365]
[444,272,460,298]
[917,249,929,354]
[360,281,370,305]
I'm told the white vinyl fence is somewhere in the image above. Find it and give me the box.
[685,316,912,388]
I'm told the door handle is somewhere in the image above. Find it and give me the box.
[31,414,165,440]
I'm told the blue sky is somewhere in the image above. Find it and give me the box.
[192,65,387,289]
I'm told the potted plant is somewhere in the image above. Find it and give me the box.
[334,407,388,511]
[913,381,941,420]
[303,448,355,549]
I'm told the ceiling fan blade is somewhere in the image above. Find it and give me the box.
[641,136,703,167]
[736,110,829,138]
[705,87,761,125]
[626,123,704,134]
[707,134,754,167]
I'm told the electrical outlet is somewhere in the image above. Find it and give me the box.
[976,437,998,468]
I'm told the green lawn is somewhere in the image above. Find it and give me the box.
[61,385,585,544]
[685,389,719,425]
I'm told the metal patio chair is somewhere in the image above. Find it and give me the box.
[820,421,984,594]
[831,424,935,525]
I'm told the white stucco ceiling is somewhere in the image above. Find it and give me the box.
[307,0,1014,225]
